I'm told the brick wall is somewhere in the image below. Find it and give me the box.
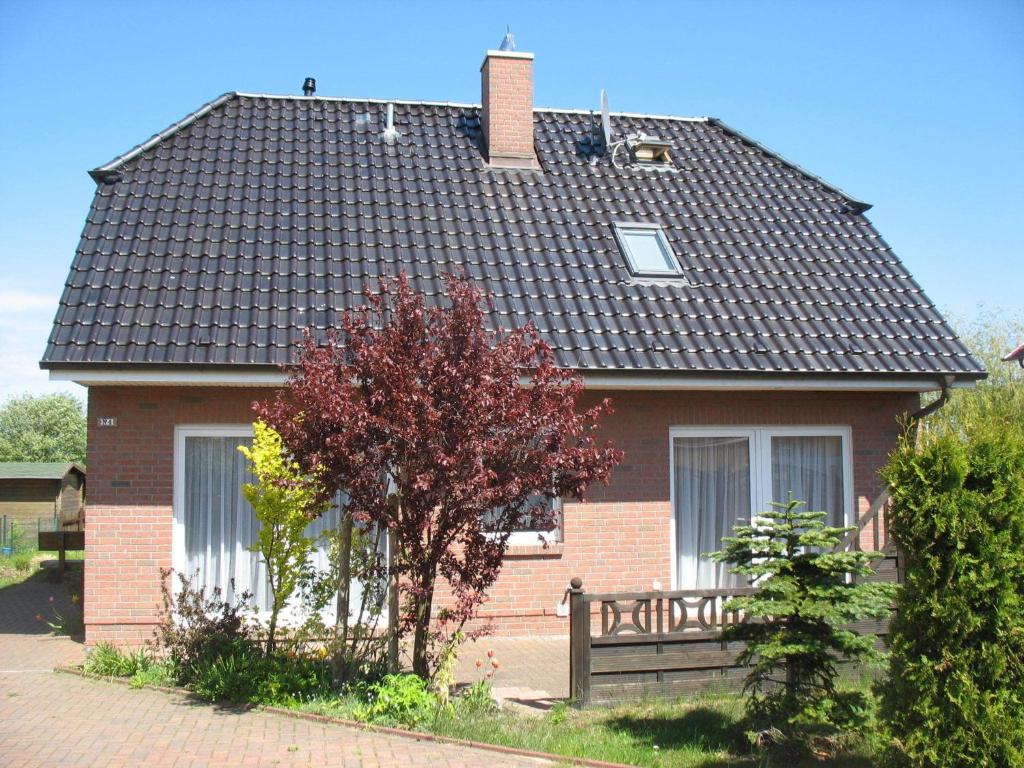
[447,388,917,635]
[480,50,537,168]
[84,387,269,645]
[83,385,917,643]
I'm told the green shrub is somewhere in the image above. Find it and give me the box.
[189,638,331,706]
[190,639,262,703]
[878,424,1024,767]
[250,653,331,706]
[128,662,175,689]
[84,643,154,678]
[453,680,496,716]
[354,673,436,728]
[708,496,896,756]
[156,569,255,685]
[11,550,34,572]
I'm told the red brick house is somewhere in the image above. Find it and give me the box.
[43,43,982,645]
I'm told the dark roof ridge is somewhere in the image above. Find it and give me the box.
[707,117,872,214]
[84,90,869,216]
[86,91,717,182]
[233,91,712,123]
[89,91,238,182]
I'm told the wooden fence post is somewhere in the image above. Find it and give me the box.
[568,576,591,707]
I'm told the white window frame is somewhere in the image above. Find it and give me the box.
[173,424,392,624]
[172,424,255,601]
[612,222,683,276]
[484,495,563,547]
[507,495,563,547]
[667,425,854,589]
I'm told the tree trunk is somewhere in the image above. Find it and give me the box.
[332,508,354,680]
[387,525,400,673]
[411,564,436,680]
[267,610,278,656]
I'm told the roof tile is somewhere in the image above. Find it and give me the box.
[42,94,982,378]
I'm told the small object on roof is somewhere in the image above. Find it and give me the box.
[499,26,515,51]
[629,133,672,164]
[600,89,612,148]
[302,77,316,96]
[382,102,400,145]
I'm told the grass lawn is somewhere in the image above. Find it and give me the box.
[0,532,85,590]
[0,548,43,589]
[291,691,875,767]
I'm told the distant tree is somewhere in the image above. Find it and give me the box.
[925,311,1024,439]
[0,393,86,464]
[259,273,622,678]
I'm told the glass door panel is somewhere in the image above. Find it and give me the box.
[770,435,845,526]
[673,435,751,589]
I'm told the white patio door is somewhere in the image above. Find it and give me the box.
[672,427,853,590]
[672,431,754,590]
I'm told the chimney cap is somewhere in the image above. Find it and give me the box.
[498,26,516,51]
[302,77,316,96]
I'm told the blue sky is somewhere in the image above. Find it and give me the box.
[1,0,1021,401]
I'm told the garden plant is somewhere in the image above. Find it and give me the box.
[258,272,622,678]
[878,422,1024,767]
[709,495,896,757]
[237,421,328,654]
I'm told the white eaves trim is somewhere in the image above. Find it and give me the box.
[49,369,287,386]
[577,374,965,392]
[48,368,965,392]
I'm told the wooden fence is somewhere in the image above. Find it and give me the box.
[568,559,897,706]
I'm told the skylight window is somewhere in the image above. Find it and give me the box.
[614,224,682,276]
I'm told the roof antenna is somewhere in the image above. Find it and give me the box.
[498,26,515,51]
[302,77,316,96]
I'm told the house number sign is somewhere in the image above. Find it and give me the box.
[97,417,118,427]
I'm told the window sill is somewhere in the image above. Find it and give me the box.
[504,542,564,559]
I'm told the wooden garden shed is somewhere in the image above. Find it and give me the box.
[0,462,85,535]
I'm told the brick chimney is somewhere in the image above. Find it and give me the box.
[480,49,539,169]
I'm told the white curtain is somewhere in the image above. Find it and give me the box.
[183,435,346,616]
[770,436,844,526]
[674,436,751,589]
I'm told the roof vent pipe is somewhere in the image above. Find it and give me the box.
[302,77,316,96]
[382,102,399,144]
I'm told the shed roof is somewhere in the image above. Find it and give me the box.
[0,462,85,481]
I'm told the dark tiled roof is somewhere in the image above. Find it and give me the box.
[42,93,983,379]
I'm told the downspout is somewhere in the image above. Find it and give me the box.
[907,375,955,428]
[897,374,957,453]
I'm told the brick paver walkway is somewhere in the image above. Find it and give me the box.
[0,567,86,672]
[0,568,553,767]
[1,672,553,767]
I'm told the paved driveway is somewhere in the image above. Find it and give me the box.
[0,571,552,767]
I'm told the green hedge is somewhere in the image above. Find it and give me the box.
[879,424,1024,768]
